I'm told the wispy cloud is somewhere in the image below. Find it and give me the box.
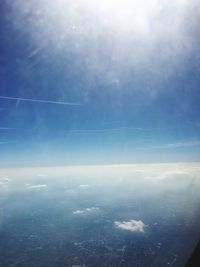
[0,141,8,145]
[150,140,200,149]
[115,219,146,232]
[0,96,81,106]
[0,140,17,145]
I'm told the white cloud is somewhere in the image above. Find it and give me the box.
[115,219,146,232]
[79,184,89,188]
[0,177,11,185]
[27,184,47,189]
[144,170,189,180]
[37,173,48,177]
[85,207,99,212]
[73,207,99,215]
[0,177,10,182]
[73,210,85,215]
[1,162,198,179]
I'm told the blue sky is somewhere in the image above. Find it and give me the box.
[0,0,200,167]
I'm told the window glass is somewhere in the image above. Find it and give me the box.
[0,1,200,266]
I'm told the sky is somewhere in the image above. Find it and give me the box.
[0,0,200,167]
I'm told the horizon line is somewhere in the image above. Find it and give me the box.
[0,161,199,170]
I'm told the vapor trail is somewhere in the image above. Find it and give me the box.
[0,127,17,130]
[67,127,164,135]
[0,96,81,106]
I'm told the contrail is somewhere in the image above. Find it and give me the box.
[0,127,18,130]
[69,128,141,133]
[0,96,81,106]
[0,127,28,131]
[67,127,163,135]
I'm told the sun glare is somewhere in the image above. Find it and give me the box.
[81,0,162,35]
[44,0,164,36]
